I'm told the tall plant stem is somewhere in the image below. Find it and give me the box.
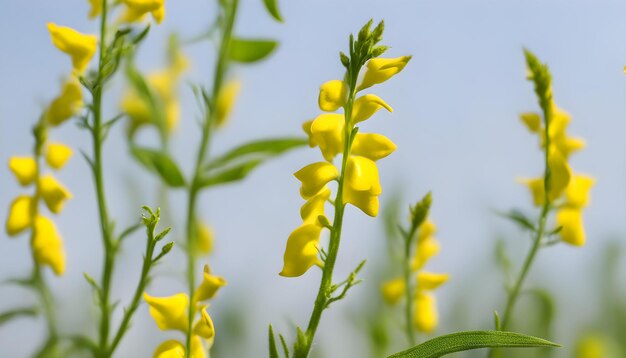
[183,0,238,355]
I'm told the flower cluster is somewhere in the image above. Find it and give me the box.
[381,218,449,332]
[144,265,226,357]
[279,55,410,278]
[6,130,73,275]
[519,103,594,246]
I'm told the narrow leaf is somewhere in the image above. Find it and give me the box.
[206,137,307,170]
[198,159,262,188]
[499,209,536,232]
[387,330,560,358]
[0,307,38,326]
[229,38,278,63]
[130,146,185,187]
[268,325,279,358]
[262,0,284,22]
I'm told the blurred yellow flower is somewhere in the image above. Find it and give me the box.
[9,157,37,186]
[144,292,190,332]
[87,0,102,18]
[357,56,411,91]
[417,272,449,290]
[215,80,241,128]
[121,0,165,24]
[381,278,405,305]
[195,221,214,255]
[47,23,97,73]
[318,80,347,112]
[279,224,322,277]
[556,208,586,246]
[6,196,35,237]
[45,143,73,170]
[31,216,65,275]
[153,336,206,358]
[413,292,437,333]
[39,175,72,214]
[46,79,83,126]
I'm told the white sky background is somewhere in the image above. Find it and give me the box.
[1,0,626,357]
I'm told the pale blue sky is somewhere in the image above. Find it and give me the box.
[1,1,626,357]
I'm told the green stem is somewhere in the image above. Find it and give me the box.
[402,220,421,347]
[296,67,360,358]
[183,1,238,355]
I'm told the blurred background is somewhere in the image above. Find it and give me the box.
[1,0,626,357]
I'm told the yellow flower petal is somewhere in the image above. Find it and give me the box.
[519,177,545,207]
[215,80,241,128]
[47,23,97,73]
[87,0,102,18]
[300,187,331,225]
[279,224,322,277]
[294,162,339,199]
[6,196,35,237]
[412,238,441,271]
[417,220,437,243]
[302,120,316,147]
[309,114,345,161]
[318,80,347,112]
[194,265,227,302]
[195,221,214,255]
[121,0,165,24]
[343,187,379,217]
[358,56,411,91]
[547,148,571,202]
[193,308,215,340]
[8,157,37,186]
[344,156,381,194]
[153,340,185,358]
[351,133,396,161]
[381,278,405,305]
[143,292,190,332]
[519,112,541,133]
[46,78,83,126]
[351,94,392,124]
[39,175,72,214]
[557,207,586,246]
[46,143,73,170]
[416,272,449,291]
[413,292,438,333]
[31,216,65,275]
[565,174,595,209]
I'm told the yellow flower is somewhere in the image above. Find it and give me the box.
[47,23,97,73]
[39,175,72,214]
[87,0,102,18]
[280,224,322,277]
[412,238,441,270]
[193,308,215,340]
[416,272,449,290]
[8,157,37,186]
[381,278,406,305]
[300,187,331,225]
[413,292,438,333]
[343,156,381,216]
[519,112,541,133]
[153,337,206,358]
[215,80,241,128]
[46,78,83,126]
[417,220,437,242]
[144,292,190,332]
[194,265,227,302]
[565,174,595,208]
[308,114,345,161]
[294,162,339,199]
[556,207,586,246]
[351,94,392,123]
[318,80,347,112]
[519,177,545,207]
[195,221,214,255]
[121,91,151,136]
[357,56,411,91]
[6,196,35,237]
[351,133,396,161]
[547,148,571,202]
[46,143,73,170]
[31,216,65,275]
[121,0,166,24]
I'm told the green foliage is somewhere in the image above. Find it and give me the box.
[500,209,536,232]
[262,0,284,22]
[229,38,278,63]
[199,159,262,188]
[268,325,279,358]
[206,137,308,170]
[130,146,186,187]
[387,331,560,358]
[0,307,38,326]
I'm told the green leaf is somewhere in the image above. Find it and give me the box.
[206,137,307,170]
[386,331,560,358]
[499,209,536,232]
[130,146,185,187]
[262,0,284,22]
[198,160,262,188]
[229,38,278,63]
[0,307,38,326]
[268,325,279,358]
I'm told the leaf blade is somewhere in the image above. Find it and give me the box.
[130,146,186,187]
[207,137,307,170]
[262,0,284,22]
[229,38,278,63]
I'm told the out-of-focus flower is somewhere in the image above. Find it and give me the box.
[214,80,241,128]
[8,157,37,186]
[45,143,73,170]
[46,78,83,126]
[31,216,65,275]
[47,23,97,73]
[39,175,72,214]
[120,0,165,24]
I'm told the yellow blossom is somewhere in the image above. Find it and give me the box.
[8,157,37,186]
[153,337,206,358]
[39,175,72,214]
[215,80,241,128]
[412,238,441,270]
[87,0,102,18]
[318,80,347,112]
[417,220,437,242]
[519,112,541,133]
[194,265,227,302]
[193,308,215,340]
[47,23,97,73]
[358,56,411,91]
[351,94,392,123]
[417,272,449,290]
[413,292,438,332]
[280,224,322,277]
[6,196,35,237]
[343,156,381,216]
[556,207,586,246]
[121,0,165,24]
[294,162,339,199]
[565,175,595,208]
[300,187,331,225]
[31,216,65,275]
[308,114,345,161]
[381,278,406,305]
[45,143,73,170]
[519,177,545,207]
[46,78,84,126]
[144,292,190,332]
[351,133,396,161]
[195,221,214,254]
